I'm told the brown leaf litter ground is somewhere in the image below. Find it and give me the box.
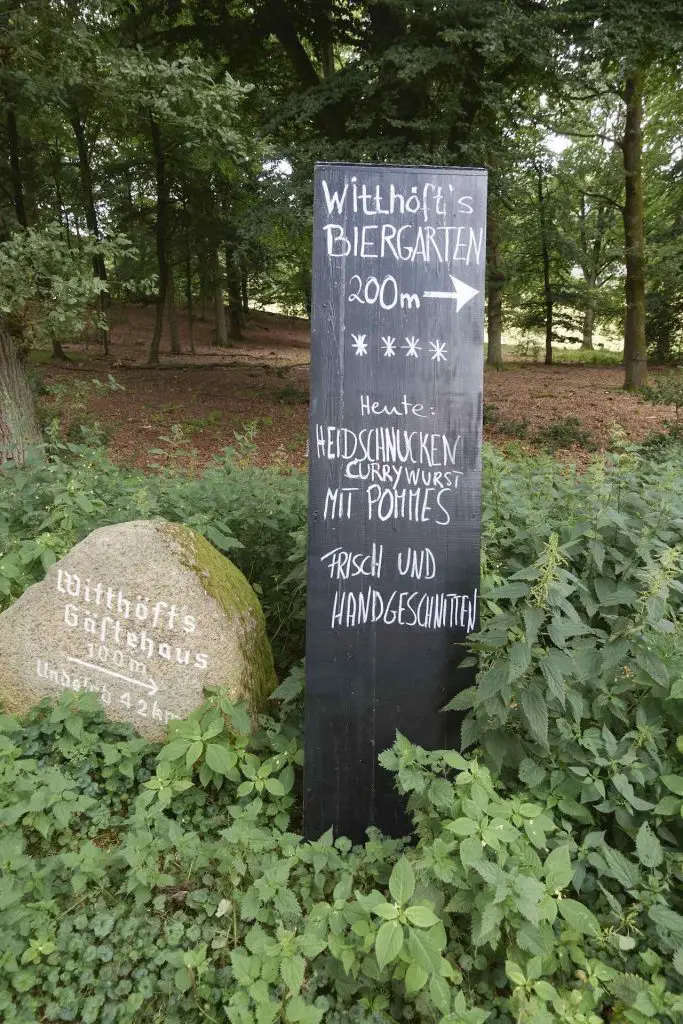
[34,304,677,473]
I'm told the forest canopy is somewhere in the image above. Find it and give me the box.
[1,0,682,382]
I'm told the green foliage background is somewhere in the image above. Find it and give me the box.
[1,442,683,1021]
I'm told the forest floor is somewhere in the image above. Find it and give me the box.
[34,303,676,471]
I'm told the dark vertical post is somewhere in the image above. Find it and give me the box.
[305,162,487,841]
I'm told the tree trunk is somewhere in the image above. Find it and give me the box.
[167,265,180,355]
[536,165,553,366]
[73,210,83,252]
[7,106,28,228]
[199,272,209,322]
[486,204,504,367]
[71,117,109,353]
[148,114,168,366]
[214,251,229,348]
[241,271,249,317]
[0,322,43,467]
[52,155,70,247]
[51,338,69,361]
[184,227,195,354]
[621,70,647,389]
[198,249,210,321]
[582,303,595,350]
[225,245,244,340]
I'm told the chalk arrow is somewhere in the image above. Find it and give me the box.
[67,657,160,696]
[423,275,479,312]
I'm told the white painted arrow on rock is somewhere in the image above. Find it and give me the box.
[68,657,160,696]
[423,275,479,312]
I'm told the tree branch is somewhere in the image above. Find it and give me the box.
[582,190,624,213]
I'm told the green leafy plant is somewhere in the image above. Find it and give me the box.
[534,416,594,451]
[642,368,683,421]
[497,418,530,440]
[0,440,307,669]
[2,442,683,1021]
[0,225,132,349]
[482,402,499,426]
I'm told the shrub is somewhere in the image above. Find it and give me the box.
[482,403,499,426]
[496,418,530,440]
[641,368,683,421]
[0,441,307,670]
[2,443,683,1021]
[534,416,594,451]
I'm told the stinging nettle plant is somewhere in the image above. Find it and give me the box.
[0,443,683,1022]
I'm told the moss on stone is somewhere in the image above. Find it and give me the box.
[163,522,276,709]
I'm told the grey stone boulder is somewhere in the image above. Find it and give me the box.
[0,520,277,739]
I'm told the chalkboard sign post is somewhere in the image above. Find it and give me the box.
[305,162,487,841]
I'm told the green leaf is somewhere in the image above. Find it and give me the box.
[612,772,654,811]
[557,898,600,936]
[389,857,415,905]
[520,687,548,746]
[475,661,509,703]
[444,687,477,711]
[482,818,519,845]
[516,922,554,957]
[227,702,252,736]
[372,902,399,921]
[404,963,428,995]
[588,539,605,571]
[508,641,532,683]
[489,581,529,600]
[594,578,637,607]
[201,716,225,741]
[655,795,681,815]
[519,803,543,818]
[661,775,683,796]
[544,845,573,891]
[205,525,243,552]
[505,960,526,986]
[518,759,546,787]
[159,739,190,762]
[673,948,683,976]
[460,837,485,869]
[635,647,669,686]
[635,822,663,869]
[205,743,237,776]
[264,778,285,796]
[375,920,404,970]
[602,846,641,889]
[174,966,192,992]
[649,905,683,941]
[408,926,445,975]
[185,741,203,768]
[540,650,573,706]
[445,817,477,837]
[404,905,440,928]
[280,955,305,994]
[286,995,324,1024]
[523,605,545,646]
[429,971,452,1013]
[441,750,469,770]
[547,618,593,648]
[533,980,558,1002]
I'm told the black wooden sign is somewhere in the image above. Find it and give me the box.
[305,162,487,841]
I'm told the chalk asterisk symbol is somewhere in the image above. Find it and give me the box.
[403,336,422,358]
[429,339,448,363]
[351,333,368,356]
[381,335,397,357]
